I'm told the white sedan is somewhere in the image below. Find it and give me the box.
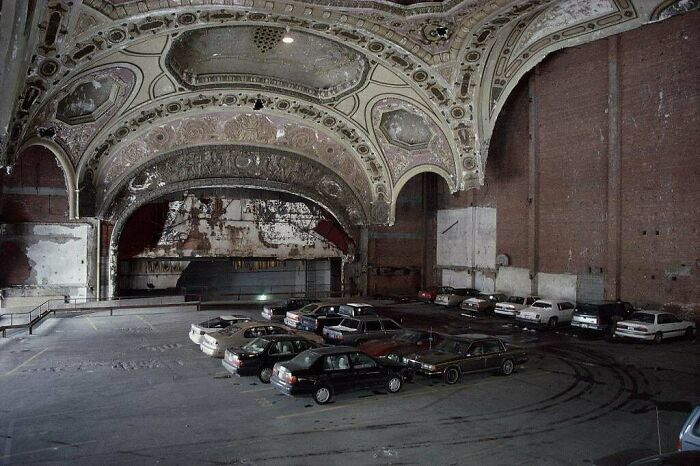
[615,310,695,343]
[188,315,251,345]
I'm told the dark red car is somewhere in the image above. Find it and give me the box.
[358,329,443,362]
[418,286,453,303]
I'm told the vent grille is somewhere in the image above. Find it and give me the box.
[253,27,284,54]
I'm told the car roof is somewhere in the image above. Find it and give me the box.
[628,309,664,315]
[256,334,309,342]
[443,334,501,344]
[237,321,283,329]
[340,315,392,322]
[221,315,248,320]
[343,303,373,307]
[534,299,573,304]
[303,345,358,357]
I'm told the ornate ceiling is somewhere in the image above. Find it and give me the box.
[1,0,695,226]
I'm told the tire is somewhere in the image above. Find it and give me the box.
[313,385,332,405]
[501,359,515,376]
[548,317,558,329]
[386,375,403,394]
[685,327,694,339]
[653,332,663,344]
[258,367,273,384]
[443,366,461,385]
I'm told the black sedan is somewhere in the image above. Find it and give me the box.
[222,335,319,383]
[270,346,409,404]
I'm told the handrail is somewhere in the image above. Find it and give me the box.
[0,295,201,337]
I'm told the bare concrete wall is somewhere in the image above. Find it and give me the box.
[0,222,96,307]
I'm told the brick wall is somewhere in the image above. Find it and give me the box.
[0,145,69,222]
[434,12,700,312]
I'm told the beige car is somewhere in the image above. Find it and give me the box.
[200,321,324,357]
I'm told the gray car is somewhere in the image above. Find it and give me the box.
[322,316,402,346]
[679,406,700,451]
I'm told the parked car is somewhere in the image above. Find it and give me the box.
[299,310,345,335]
[188,315,251,345]
[614,310,696,343]
[322,316,402,346]
[337,303,378,317]
[678,406,700,451]
[435,288,479,307]
[261,297,319,322]
[494,296,540,317]
[270,346,409,404]
[571,300,636,334]
[358,329,443,362]
[515,299,576,328]
[418,286,453,303]
[460,293,508,315]
[222,335,319,383]
[200,321,323,357]
[402,336,527,384]
[284,302,339,329]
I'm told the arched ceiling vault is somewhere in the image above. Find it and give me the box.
[1,0,693,225]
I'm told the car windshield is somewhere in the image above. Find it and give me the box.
[337,318,361,330]
[508,297,524,304]
[628,312,655,323]
[532,302,552,308]
[241,338,269,354]
[288,351,318,369]
[392,330,423,342]
[296,304,318,314]
[435,339,468,354]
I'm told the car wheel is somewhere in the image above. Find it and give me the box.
[258,367,273,384]
[500,359,515,376]
[443,366,460,385]
[386,375,403,394]
[685,327,694,339]
[548,317,558,329]
[313,385,332,405]
[653,332,663,344]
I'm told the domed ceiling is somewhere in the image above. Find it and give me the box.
[167,26,370,102]
[0,0,687,227]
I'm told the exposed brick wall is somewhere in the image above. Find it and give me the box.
[0,145,69,222]
[434,12,700,311]
[367,175,426,296]
[617,13,700,308]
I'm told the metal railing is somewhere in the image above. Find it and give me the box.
[180,284,340,301]
[0,295,201,337]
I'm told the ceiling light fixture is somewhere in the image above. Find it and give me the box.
[282,26,294,44]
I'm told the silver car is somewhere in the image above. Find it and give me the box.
[679,406,700,451]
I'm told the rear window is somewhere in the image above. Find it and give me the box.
[365,321,381,331]
[200,317,228,328]
[532,302,552,309]
[508,297,524,304]
[288,351,319,369]
[338,318,361,330]
[382,320,401,330]
[629,312,655,323]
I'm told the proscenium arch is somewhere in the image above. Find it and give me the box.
[15,137,78,219]
[105,180,358,297]
[76,93,393,207]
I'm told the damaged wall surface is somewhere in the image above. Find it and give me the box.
[119,193,346,261]
[0,222,95,307]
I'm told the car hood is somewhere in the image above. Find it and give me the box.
[360,339,402,355]
[404,349,460,365]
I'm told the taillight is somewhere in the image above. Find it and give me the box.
[677,436,682,451]
[315,320,320,330]
[286,374,298,384]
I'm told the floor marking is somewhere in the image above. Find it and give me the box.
[0,440,97,460]
[85,316,98,331]
[1,348,49,377]
[275,404,347,419]
[136,315,155,331]
[240,387,276,394]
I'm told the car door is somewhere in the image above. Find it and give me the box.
[381,319,402,337]
[482,340,506,370]
[364,319,383,340]
[660,313,684,337]
[321,354,354,392]
[559,302,575,321]
[267,340,295,367]
[459,342,485,374]
[349,352,385,388]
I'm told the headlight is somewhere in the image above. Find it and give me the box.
[421,363,436,371]
[402,357,409,364]
[387,354,399,361]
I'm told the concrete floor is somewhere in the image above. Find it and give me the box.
[0,304,698,465]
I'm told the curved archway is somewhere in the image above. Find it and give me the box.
[11,139,77,220]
